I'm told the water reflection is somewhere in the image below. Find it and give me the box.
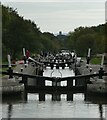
[2,94,24,104]
[99,104,103,120]
[2,92,107,119]
[23,91,74,101]
[22,91,107,104]
[2,67,106,119]
[7,104,12,120]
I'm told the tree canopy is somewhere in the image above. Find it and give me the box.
[2,5,106,61]
[2,5,61,60]
[66,25,106,56]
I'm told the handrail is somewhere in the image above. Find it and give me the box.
[1,71,107,82]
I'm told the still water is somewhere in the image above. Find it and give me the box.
[1,67,107,119]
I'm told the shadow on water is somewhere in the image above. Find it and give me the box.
[84,93,107,104]
[2,90,107,103]
[2,91,27,104]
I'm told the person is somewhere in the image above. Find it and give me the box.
[26,50,30,59]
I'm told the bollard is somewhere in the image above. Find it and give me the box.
[99,67,104,79]
[86,57,90,64]
[7,67,13,79]
[21,67,23,72]
[86,64,89,68]
[24,64,28,68]
[89,68,92,72]
[23,56,27,64]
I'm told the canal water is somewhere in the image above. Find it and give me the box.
[1,67,107,119]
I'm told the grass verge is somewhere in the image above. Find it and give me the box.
[90,57,102,65]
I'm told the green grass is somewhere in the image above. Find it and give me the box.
[90,57,102,65]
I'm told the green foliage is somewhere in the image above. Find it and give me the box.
[66,25,105,56]
[2,4,106,62]
[90,57,102,65]
[2,5,62,61]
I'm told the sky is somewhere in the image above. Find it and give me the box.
[1,0,107,34]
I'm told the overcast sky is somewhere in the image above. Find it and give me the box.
[1,0,106,34]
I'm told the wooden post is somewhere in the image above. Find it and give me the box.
[52,93,61,101]
[84,77,87,90]
[104,53,107,83]
[7,67,13,79]
[22,75,28,89]
[23,90,28,102]
[98,54,105,79]
[7,55,13,79]
[39,92,45,101]
[57,81,61,86]
[62,63,65,69]
[87,48,91,64]
[23,48,26,57]
[7,55,11,68]
[56,64,59,69]
[23,48,26,64]
[52,81,57,86]
[52,78,59,92]
[101,54,104,68]
[67,79,73,88]
[50,63,54,69]
[88,48,91,58]
[67,92,73,101]
[38,66,44,76]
